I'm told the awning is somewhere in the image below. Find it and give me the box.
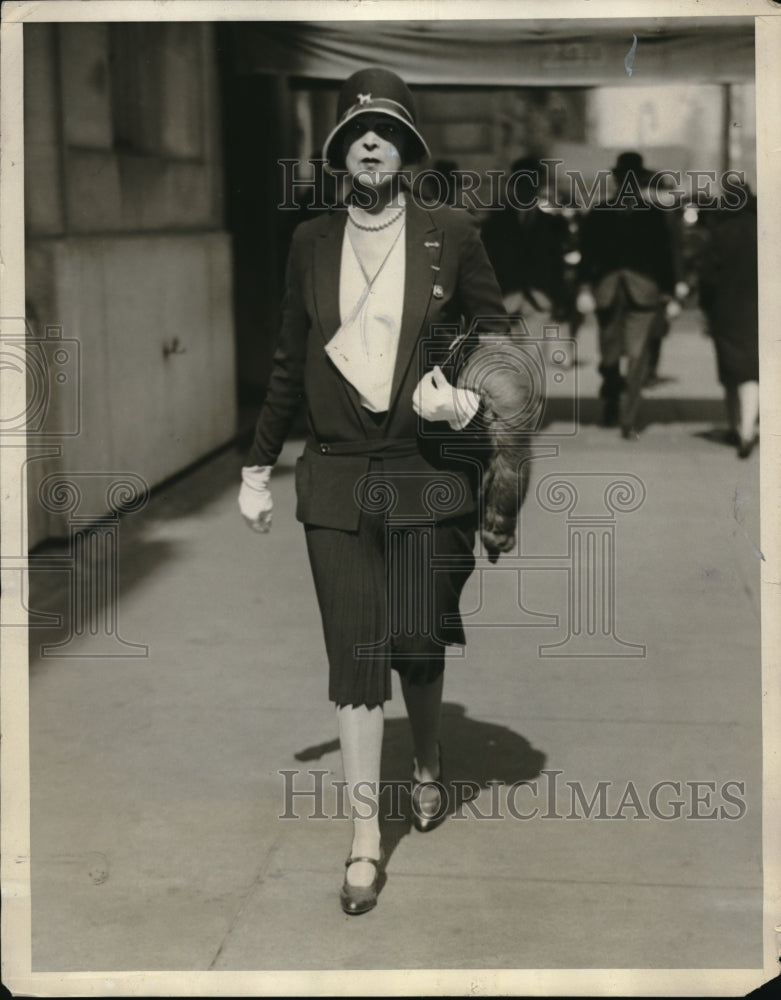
[233,18,755,86]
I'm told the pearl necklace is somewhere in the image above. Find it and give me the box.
[347,203,405,232]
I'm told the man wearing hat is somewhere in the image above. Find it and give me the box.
[577,151,686,437]
[238,68,520,914]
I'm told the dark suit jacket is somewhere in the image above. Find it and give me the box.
[481,205,569,307]
[247,200,509,530]
[579,198,678,309]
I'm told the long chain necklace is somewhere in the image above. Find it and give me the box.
[344,217,406,356]
[347,203,405,232]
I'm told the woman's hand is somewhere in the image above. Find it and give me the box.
[238,465,273,533]
[413,366,480,429]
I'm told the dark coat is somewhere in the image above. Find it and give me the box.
[579,198,678,308]
[481,205,569,308]
[697,202,758,386]
[247,201,515,540]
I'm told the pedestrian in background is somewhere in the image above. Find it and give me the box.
[644,177,688,387]
[481,156,571,338]
[577,151,688,438]
[698,186,759,458]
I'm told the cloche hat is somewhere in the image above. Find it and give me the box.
[322,67,430,172]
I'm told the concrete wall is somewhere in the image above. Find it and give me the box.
[24,23,236,546]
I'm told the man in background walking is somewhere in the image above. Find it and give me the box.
[577,151,687,438]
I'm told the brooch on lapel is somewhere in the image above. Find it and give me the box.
[425,236,443,297]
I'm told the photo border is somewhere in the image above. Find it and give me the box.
[2,1,779,995]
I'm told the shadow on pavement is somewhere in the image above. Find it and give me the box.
[693,427,742,448]
[294,700,547,864]
[25,444,303,669]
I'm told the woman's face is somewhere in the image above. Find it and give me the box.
[342,114,406,186]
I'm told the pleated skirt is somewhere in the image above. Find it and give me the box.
[304,508,476,708]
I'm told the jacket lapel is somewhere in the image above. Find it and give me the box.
[312,210,368,429]
[313,210,347,345]
[388,202,443,415]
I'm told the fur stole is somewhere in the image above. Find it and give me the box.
[457,337,539,562]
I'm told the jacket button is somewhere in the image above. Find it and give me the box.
[320,444,330,454]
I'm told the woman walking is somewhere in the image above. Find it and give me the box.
[698,189,759,458]
[238,68,510,914]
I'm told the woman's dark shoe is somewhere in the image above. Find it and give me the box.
[737,437,755,459]
[340,851,384,915]
[411,746,448,833]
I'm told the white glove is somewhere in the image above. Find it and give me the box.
[238,465,273,533]
[502,290,525,314]
[665,299,682,320]
[413,366,480,430]
[576,288,597,314]
[674,281,690,301]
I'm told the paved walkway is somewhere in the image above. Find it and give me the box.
[25,313,764,982]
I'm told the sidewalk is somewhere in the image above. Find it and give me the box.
[26,313,763,973]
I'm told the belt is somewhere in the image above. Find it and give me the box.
[308,438,420,459]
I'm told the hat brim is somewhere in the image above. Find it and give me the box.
[322,107,430,174]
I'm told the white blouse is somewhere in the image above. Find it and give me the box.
[330,210,406,413]
[325,200,480,427]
